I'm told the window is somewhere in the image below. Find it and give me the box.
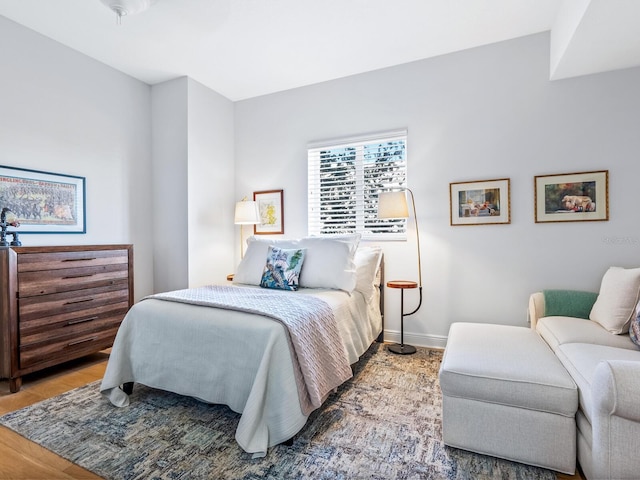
[308,129,407,240]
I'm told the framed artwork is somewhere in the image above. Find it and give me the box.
[534,170,608,223]
[0,165,86,234]
[450,178,511,226]
[253,189,284,234]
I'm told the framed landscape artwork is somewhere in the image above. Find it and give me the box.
[449,178,511,226]
[0,165,86,233]
[253,189,284,234]
[534,170,608,223]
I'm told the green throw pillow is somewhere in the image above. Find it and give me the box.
[543,289,598,319]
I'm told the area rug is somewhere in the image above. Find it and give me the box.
[0,344,556,480]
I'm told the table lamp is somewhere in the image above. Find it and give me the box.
[234,198,260,258]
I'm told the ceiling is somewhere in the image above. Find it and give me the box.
[1,0,639,101]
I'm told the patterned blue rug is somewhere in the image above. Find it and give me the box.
[0,344,556,479]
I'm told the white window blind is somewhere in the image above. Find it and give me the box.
[308,129,408,240]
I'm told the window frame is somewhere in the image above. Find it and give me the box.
[307,129,408,240]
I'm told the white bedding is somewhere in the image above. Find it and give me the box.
[100,285,381,457]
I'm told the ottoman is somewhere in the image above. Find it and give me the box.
[439,323,578,474]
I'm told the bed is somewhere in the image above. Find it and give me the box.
[100,235,383,457]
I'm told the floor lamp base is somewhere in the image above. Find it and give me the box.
[387,343,417,355]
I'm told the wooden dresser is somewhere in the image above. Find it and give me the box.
[0,245,133,393]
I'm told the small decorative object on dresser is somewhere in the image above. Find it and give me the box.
[0,244,133,393]
[0,208,21,247]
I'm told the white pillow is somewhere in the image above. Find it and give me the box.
[589,267,640,334]
[234,234,361,292]
[234,237,300,285]
[354,246,383,301]
[297,234,361,292]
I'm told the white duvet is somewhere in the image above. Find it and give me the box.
[100,286,381,457]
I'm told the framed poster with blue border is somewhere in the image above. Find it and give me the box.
[0,165,86,234]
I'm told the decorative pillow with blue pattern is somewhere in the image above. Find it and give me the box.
[629,299,640,348]
[260,246,306,291]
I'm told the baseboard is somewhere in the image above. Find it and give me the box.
[382,330,447,350]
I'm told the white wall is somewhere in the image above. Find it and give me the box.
[151,77,236,292]
[235,32,640,347]
[151,77,189,293]
[186,78,235,287]
[0,16,154,300]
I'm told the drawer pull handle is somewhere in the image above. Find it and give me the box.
[66,316,99,326]
[62,258,97,262]
[64,298,94,305]
[63,274,95,279]
[67,337,96,347]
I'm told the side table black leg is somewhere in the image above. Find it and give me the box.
[388,288,417,355]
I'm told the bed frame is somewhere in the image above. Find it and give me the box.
[376,254,385,343]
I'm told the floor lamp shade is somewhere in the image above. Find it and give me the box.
[377,191,409,219]
[377,188,423,292]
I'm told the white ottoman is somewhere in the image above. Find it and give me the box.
[439,323,578,474]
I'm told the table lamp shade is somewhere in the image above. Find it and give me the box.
[377,191,409,219]
[234,199,260,259]
[234,200,260,225]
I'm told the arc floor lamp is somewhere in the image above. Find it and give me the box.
[378,188,423,355]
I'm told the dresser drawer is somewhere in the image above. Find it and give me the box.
[20,300,128,342]
[20,312,125,349]
[19,325,120,369]
[17,263,129,297]
[18,282,129,324]
[17,249,129,273]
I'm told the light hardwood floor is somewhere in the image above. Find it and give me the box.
[0,353,585,480]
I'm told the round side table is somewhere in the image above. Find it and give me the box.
[386,280,418,355]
